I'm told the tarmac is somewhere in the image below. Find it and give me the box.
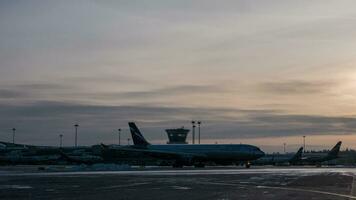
[1,166,356,200]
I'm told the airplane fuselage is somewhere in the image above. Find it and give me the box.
[134,144,264,164]
[253,154,292,165]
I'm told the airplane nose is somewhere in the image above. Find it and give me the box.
[257,150,265,158]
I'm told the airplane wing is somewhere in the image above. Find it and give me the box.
[59,150,103,164]
[0,141,46,150]
[0,141,32,148]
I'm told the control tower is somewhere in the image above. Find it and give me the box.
[165,127,189,144]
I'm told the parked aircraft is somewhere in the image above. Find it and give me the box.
[0,141,31,151]
[252,147,303,165]
[125,122,265,168]
[0,141,154,166]
[0,121,266,167]
[0,141,92,165]
[298,141,342,166]
[0,148,63,165]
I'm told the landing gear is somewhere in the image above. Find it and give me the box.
[245,161,251,168]
[172,162,184,168]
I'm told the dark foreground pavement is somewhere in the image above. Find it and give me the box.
[1,167,356,200]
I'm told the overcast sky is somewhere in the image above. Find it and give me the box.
[1,1,356,152]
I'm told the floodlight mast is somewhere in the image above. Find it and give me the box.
[191,121,196,144]
[118,128,121,146]
[74,124,79,147]
[12,128,16,144]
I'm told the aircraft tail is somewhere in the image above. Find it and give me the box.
[128,122,150,146]
[58,150,73,162]
[327,141,342,158]
[290,147,303,164]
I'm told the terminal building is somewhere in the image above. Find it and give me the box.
[165,127,189,144]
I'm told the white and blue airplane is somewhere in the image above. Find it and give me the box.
[122,122,265,168]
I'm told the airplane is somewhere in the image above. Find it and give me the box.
[0,140,150,166]
[0,148,63,165]
[0,141,145,166]
[297,141,342,166]
[0,141,93,165]
[116,122,265,168]
[0,141,32,152]
[252,147,303,166]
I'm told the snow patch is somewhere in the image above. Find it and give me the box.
[0,185,32,189]
[172,186,191,190]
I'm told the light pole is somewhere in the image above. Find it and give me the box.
[59,134,63,148]
[118,128,121,146]
[191,121,196,144]
[283,143,286,154]
[197,121,201,144]
[74,123,79,147]
[12,128,16,144]
[303,135,306,153]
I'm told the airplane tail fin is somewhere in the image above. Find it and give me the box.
[99,143,109,150]
[128,122,150,146]
[290,147,303,163]
[328,141,342,158]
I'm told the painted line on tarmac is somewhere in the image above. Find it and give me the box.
[96,182,150,190]
[1,168,356,177]
[256,185,356,199]
[351,174,356,196]
[197,181,356,199]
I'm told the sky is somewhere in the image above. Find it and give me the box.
[1,0,356,152]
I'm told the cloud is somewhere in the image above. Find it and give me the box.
[111,85,227,99]
[0,80,229,105]
[52,84,230,103]
[14,83,69,90]
[0,100,355,147]
[64,74,146,85]
[0,89,26,99]
[257,80,335,95]
[0,83,73,101]
[1,1,356,150]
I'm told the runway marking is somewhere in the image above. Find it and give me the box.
[256,185,356,200]
[196,181,356,199]
[351,174,356,196]
[96,182,149,190]
[2,167,356,177]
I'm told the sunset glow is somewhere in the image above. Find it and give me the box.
[1,1,356,152]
